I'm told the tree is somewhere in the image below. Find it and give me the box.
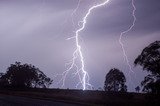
[134,41,160,93]
[0,73,8,87]
[104,68,127,92]
[135,86,140,93]
[0,62,52,88]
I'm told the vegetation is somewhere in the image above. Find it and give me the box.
[0,41,159,93]
[0,41,160,106]
[134,41,160,93]
[104,68,127,92]
[0,41,159,106]
[135,86,140,93]
[0,62,52,88]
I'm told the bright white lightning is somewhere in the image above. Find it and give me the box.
[67,0,110,90]
[57,0,135,90]
[119,0,136,79]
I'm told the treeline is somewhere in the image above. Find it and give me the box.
[0,41,159,94]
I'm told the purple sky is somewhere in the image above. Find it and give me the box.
[0,0,160,91]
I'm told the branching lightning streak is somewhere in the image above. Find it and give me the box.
[67,0,110,90]
[53,1,82,89]
[71,0,81,29]
[119,0,136,76]
[56,0,135,90]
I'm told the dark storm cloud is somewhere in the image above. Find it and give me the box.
[0,0,159,91]
[131,0,160,33]
[82,0,160,38]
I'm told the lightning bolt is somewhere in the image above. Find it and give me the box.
[66,0,111,90]
[56,0,136,90]
[119,0,136,87]
[53,0,84,89]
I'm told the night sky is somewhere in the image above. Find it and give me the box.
[0,0,160,91]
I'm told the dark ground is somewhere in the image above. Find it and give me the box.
[0,88,160,106]
[0,94,83,106]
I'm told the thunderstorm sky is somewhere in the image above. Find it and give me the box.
[0,0,160,91]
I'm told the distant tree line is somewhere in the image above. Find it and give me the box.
[0,41,159,94]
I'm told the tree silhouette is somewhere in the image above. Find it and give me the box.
[0,62,52,88]
[134,41,160,93]
[135,86,140,93]
[104,68,127,92]
[0,73,8,87]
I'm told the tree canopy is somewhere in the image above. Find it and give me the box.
[104,68,127,92]
[134,41,160,75]
[134,41,160,93]
[0,62,52,89]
